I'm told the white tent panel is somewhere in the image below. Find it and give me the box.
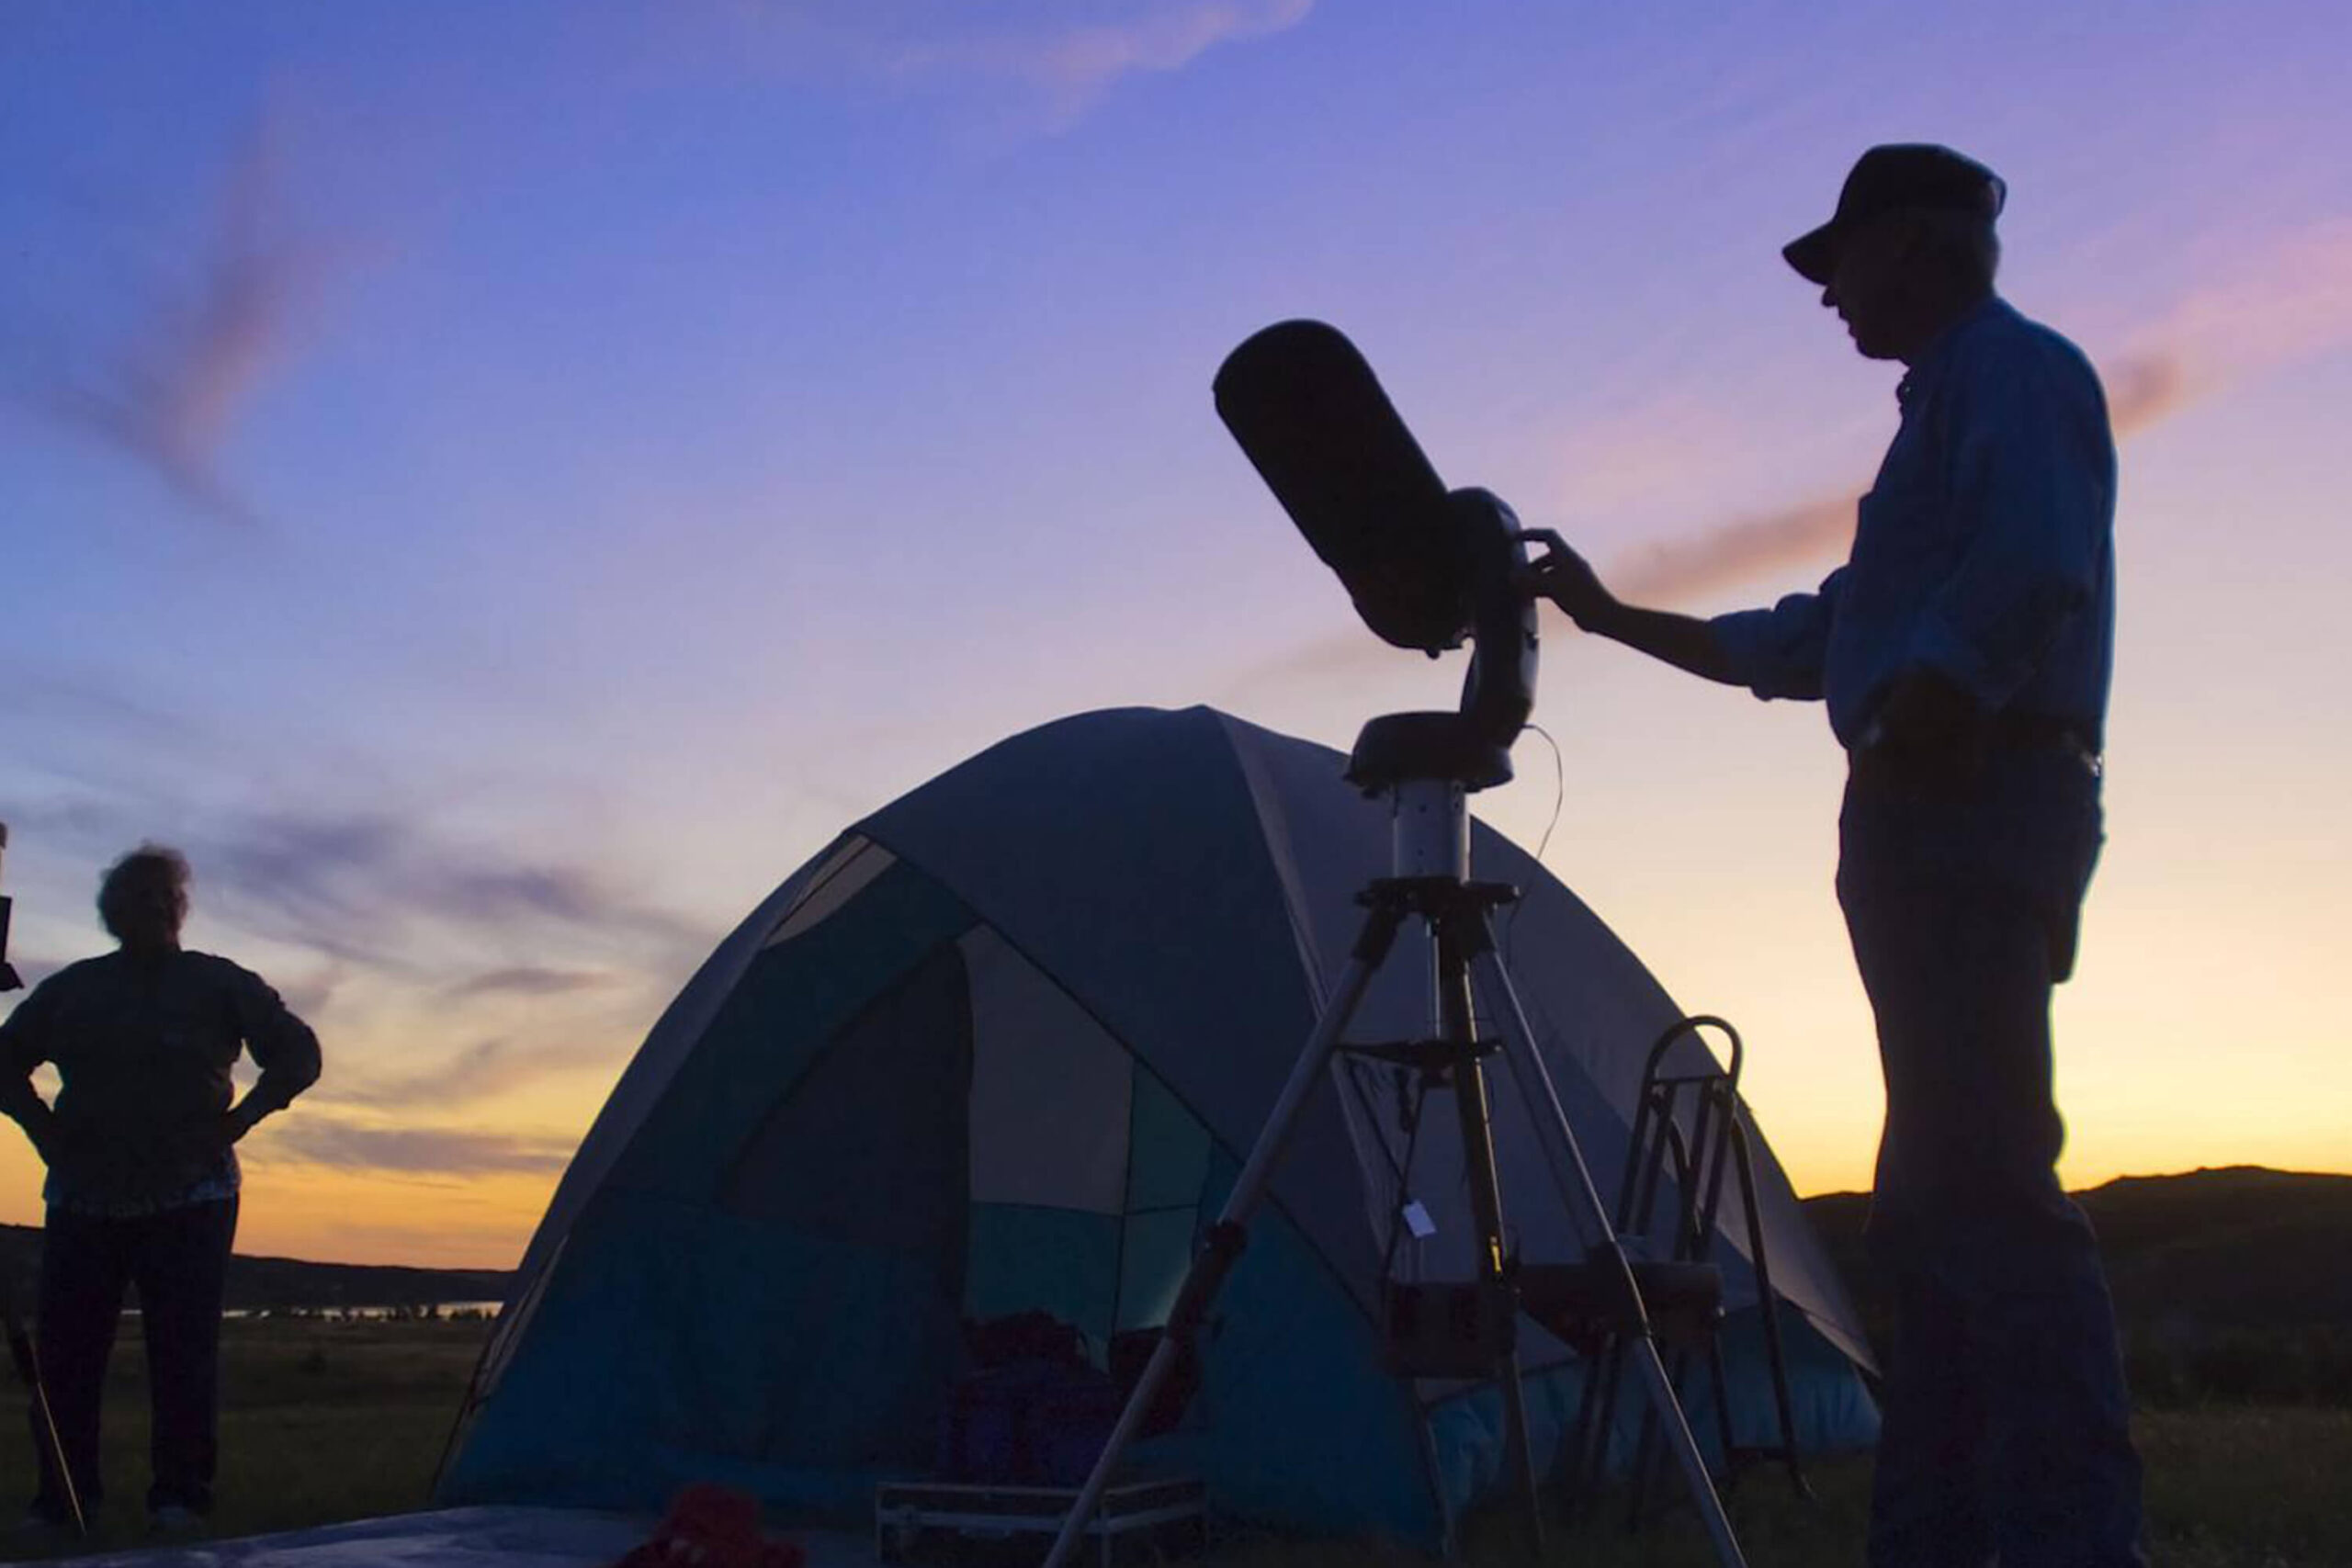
[962,925,1132,1213]
[763,840,896,950]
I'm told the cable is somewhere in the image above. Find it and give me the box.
[1375,1066,1431,1303]
[1499,722,1565,975]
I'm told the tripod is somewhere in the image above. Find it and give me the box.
[1041,716,1747,1568]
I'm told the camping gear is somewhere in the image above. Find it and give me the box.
[608,1485,802,1568]
[875,1475,1205,1567]
[934,1352,1122,1487]
[437,706,1878,1551]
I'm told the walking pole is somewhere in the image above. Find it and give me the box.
[2,1291,86,1538]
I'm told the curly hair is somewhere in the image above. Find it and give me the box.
[97,842,193,940]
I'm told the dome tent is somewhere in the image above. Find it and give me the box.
[438,705,1876,1547]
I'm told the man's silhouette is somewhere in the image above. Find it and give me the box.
[1529,146,2144,1566]
[0,845,321,1535]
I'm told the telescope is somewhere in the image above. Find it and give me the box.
[1212,320,1554,783]
[1045,324,1751,1568]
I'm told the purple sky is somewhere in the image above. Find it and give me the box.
[3,1,2346,1265]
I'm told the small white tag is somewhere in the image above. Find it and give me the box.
[1400,1200,1437,1239]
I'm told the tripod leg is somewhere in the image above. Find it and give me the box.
[1039,908,1406,1568]
[1434,922,1543,1560]
[1464,941,1749,1568]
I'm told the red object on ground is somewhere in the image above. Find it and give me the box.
[610,1483,806,1568]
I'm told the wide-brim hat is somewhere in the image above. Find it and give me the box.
[1784,143,2007,285]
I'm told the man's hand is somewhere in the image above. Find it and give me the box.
[20,1105,62,1167]
[158,1105,259,1168]
[1517,537,1619,632]
[214,1101,265,1152]
[1860,669,1991,794]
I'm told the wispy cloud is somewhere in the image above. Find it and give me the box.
[0,666,703,1095]
[444,966,619,1000]
[716,1,1314,134]
[1219,222,2352,690]
[1600,345,2189,604]
[1607,493,1855,607]
[270,966,345,1025]
[175,808,707,973]
[323,1036,616,1112]
[260,1114,577,1177]
[1610,220,2352,604]
[891,0,1313,121]
[29,126,324,528]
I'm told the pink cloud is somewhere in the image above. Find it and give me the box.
[39,130,324,528]
[1610,220,2352,604]
[1228,221,2352,690]
[891,0,1313,123]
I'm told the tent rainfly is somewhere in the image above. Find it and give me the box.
[438,705,1878,1548]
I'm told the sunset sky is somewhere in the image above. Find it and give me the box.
[4,2,2346,1270]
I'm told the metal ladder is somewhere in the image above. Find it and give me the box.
[1555,1015,1813,1525]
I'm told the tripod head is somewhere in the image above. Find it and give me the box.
[1214,321,1552,795]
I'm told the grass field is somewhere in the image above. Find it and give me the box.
[1,1319,2346,1565]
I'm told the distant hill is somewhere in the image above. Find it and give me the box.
[1803,1167,2352,1404]
[0,1223,512,1314]
[1804,1166,2352,1328]
[0,1166,2339,1336]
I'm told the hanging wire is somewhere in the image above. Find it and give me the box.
[1375,1065,1432,1299]
[1499,721,1566,975]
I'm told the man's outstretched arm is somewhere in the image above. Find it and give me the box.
[1521,540,1740,682]
[1522,538,1838,699]
[225,964,322,1143]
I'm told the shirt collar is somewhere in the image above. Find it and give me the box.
[1896,293,2007,411]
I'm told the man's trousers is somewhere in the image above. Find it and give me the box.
[1838,764,2143,1568]
[28,1196,239,1522]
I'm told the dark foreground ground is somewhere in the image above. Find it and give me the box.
[0,1319,2344,1565]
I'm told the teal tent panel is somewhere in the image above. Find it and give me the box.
[441,1195,959,1517]
[1136,1154,1441,1546]
[609,862,975,1201]
[1114,1207,1197,1331]
[1707,1308,1881,1457]
[1423,1310,1879,1512]
[965,1204,1122,1348]
[722,942,971,1263]
[965,927,1133,1213]
[1125,1066,1214,1212]
[1424,1361,1581,1517]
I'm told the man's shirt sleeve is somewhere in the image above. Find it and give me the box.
[0,976,57,1125]
[228,965,322,1114]
[1906,336,2111,713]
[1709,567,1848,702]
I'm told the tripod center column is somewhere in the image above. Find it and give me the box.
[1391,779,1470,880]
